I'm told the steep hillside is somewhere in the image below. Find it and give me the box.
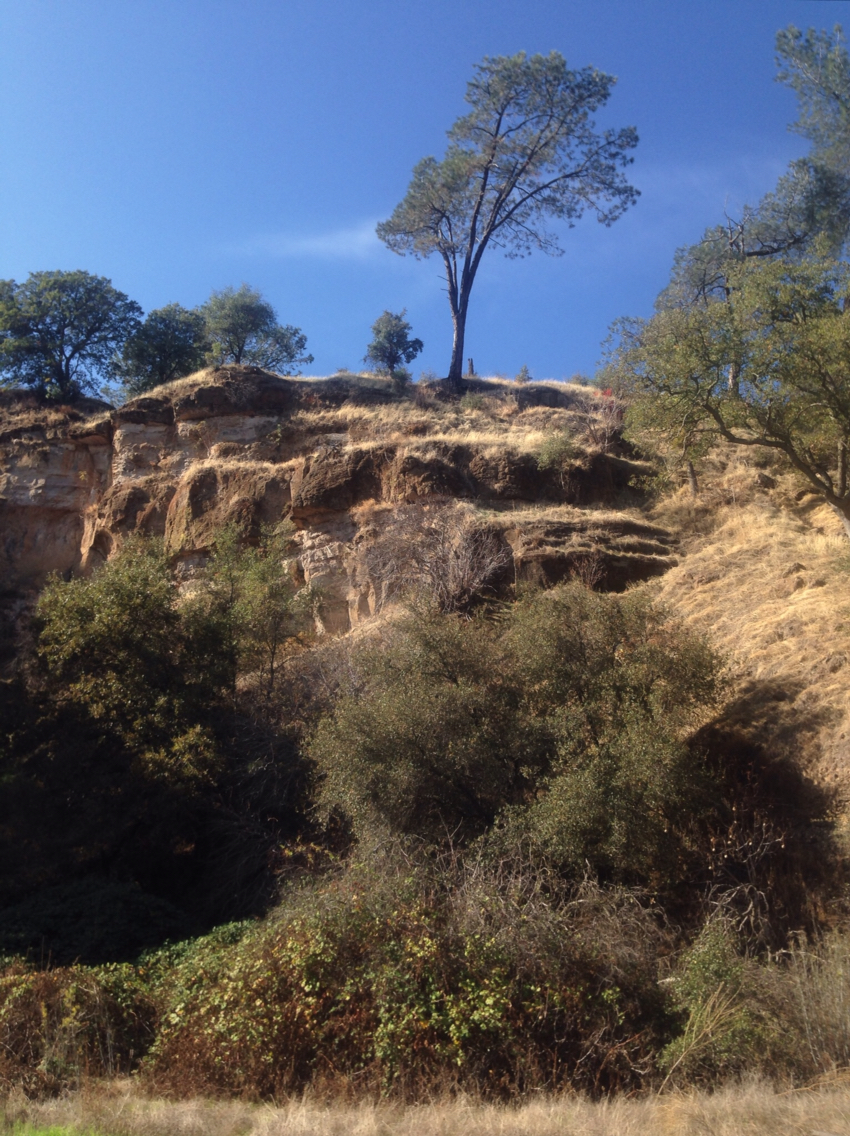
[2,368,846,795]
[651,453,850,801]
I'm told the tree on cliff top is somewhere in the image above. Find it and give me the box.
[114,303,209,395]
[202,284,314,374]
[610,251,850,540]
[0,270,141,400]
[364,309,423,379]
[377,51,639,386]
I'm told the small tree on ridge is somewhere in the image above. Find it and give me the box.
[364,309,423,381]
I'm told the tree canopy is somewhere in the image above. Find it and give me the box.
[0,270,141,400]
[610,252,850,539]
[114,303,208,395]
[202,284,313,374]
[659,24,850,311]
[377,51,638,385]
[364,309,423,378]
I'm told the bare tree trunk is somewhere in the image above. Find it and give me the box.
[727,360,740,394]
[830,503,850,542]
[686,460,699,497]
[448,314,466,386]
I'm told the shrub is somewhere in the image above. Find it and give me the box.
[536,430,576,473]
[312,584,724,888]
[0,960,154,1095]
[142,859,673,1098]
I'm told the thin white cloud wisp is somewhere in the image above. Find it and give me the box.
[228,220,382,260]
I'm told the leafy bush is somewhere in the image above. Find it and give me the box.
[312,584,724,892]
[0,536,310,954]
[142,859,672,1098]
[536,430,576,473]
[0,960,154,1095]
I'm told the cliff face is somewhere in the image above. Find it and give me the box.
[0,368,675,633]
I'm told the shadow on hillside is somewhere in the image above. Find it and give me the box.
[687,682,842,945]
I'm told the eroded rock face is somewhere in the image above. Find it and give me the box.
[0,370,675,632]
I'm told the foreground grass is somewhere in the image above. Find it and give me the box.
[6,1081,850,1136]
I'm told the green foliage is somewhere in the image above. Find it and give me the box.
[0,536,309,953]
[36,538,232,772]
[459,392,486,411]
[201,284,313,373]
[658,24,850,311]
[776,24,850,179]
[203,522,311,701]
[141,862,671,1098]
[364,310,423,383]
[612,251,850,534]
[113,303,208,395]
[0,271,142,400]
[536,430,576,473]
[312,585,723,889]
[515,364,531,384]
[377,51,638,382]
[659,917,773,1087]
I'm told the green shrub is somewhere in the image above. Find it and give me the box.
[536,430,576,472]
[659,916,774,1087]
[141,860,672,1098]
[312,584,724,893]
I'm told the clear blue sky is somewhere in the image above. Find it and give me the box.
[0,0,846,381]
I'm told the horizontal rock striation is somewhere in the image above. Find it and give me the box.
[0,369,677,632]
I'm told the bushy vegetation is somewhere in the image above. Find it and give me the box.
[0,534,842,1099]
[0,534,311,963]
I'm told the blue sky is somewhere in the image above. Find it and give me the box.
[0,0,845,381]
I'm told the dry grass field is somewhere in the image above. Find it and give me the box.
[9,1080,850,1136]
[650,454,850,793]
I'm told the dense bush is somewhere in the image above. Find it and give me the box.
[0,540,842,1099]
[0,959,154,1095]
[0,535,311,958]
[312,584,724,894]
[141,859,673,1098]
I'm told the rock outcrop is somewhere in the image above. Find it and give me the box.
[0,369,677,632]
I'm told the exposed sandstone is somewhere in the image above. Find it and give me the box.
[0,369,673,631]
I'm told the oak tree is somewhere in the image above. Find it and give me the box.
[0,270,141,400]
[202,284,313,374]
[610,252,850,540]
[114,302,208,395]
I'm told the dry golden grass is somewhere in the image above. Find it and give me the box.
[11,1080,850,1136]
[477,502,647,528]
[650,458,850,788]
[289,402,585,457]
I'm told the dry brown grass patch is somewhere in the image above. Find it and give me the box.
[652,486,850,787]
[11,1080,850,1136]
